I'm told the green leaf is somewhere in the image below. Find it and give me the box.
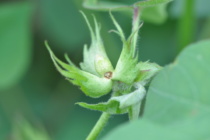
[83,0,172,24]
[12,118,50,140]
[102,119,194,140]
[144,40,210,139]
[77,85,146,115]
[141,4,168,24]
[0,2,33,90]
[169,114,210,140]
[40,0,89,50]
[83,0,173,10]
[83,1,130,11]
[45,42,112,98]
[135,0,173,7]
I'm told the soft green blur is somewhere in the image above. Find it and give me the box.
[0,0,209,140]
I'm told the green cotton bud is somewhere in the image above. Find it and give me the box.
[94,54,113,78]
[45,9,163,123]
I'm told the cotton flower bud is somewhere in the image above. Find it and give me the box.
[94,54,113,78]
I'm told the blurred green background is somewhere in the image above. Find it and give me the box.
[0,0,210,139]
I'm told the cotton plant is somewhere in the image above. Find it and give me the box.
[45,8,161,140]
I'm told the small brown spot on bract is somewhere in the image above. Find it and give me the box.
[104,72,112,79]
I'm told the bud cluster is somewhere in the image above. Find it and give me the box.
[45,11,161,120]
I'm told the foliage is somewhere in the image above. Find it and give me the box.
[45,10,161,121]
[10,118,50,140]
[104,40,210,139]
[102,119,194,140]
[0,0,210,140]
[0,2,33,89]
[83,0,172,24]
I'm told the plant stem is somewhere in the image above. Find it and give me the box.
[128,102,141,121]
[132,6,141,57]
[177,0,195,53]
[86,112,110,140]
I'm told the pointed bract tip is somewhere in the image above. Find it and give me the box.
[44,40,51,52]
[45,40,50,46]
[79,10,84,15]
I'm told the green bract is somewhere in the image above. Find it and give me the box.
[77,83,146,120]
[45,42,112,98]
[109,12,140,84]
[46,11,161,118]
[79,12,114,77]
[135,62,162,85]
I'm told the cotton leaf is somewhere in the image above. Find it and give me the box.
[83,0,173,11]
[12,118,50,140]
[45,41,112,98]
[83,1,130,11]
[135,0,173,7]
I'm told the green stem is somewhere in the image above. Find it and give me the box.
[128,102,142,121]
[177,0,195,53]
[132,6,140,57]
[86,112,110,140]
[128,84,146,120]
